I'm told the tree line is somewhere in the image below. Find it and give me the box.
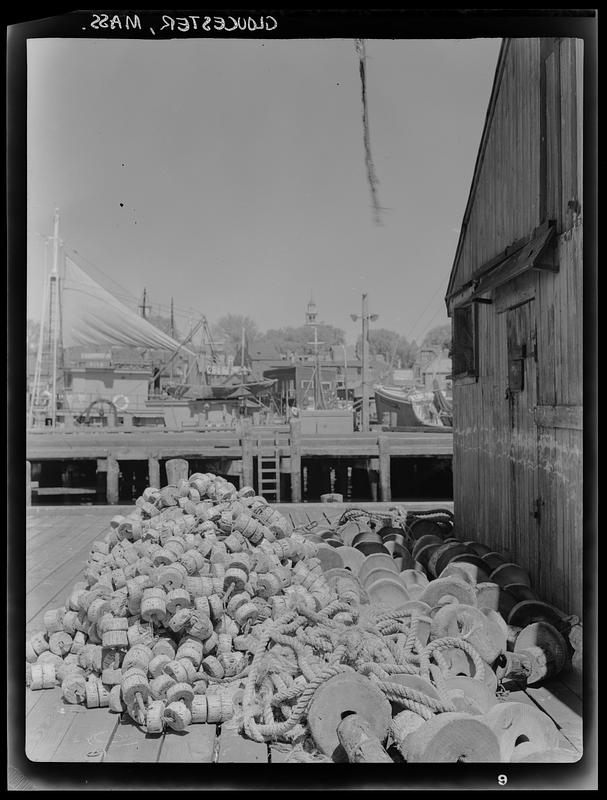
[27,312,451,368]
[208,314,451,369]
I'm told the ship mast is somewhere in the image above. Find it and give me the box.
[50,209,60,428]
[29,208,63,429]
[241,326,246,384]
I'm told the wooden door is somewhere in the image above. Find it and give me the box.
[506,300,539,582]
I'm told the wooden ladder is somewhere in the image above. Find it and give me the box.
[256,433,281,502]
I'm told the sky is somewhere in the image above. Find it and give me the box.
[27,35,501,346]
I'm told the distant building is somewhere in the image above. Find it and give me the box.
[263,363,340,413]
[420,347,452,392]
[243,342,286,376]
[391,368,415,387]
[413,345,451,390]
[61,346,155,417]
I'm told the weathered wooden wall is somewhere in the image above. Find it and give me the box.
[449,39,542,294]
[450,38,583,619]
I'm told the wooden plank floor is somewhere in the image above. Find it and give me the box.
[24,504,582,763]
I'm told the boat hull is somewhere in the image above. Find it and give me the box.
[374,387,451,430]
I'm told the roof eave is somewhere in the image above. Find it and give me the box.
[445,38,511,305]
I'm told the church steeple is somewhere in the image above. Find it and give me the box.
[305,293,318,326]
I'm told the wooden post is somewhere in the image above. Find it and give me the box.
[337,714,392,763]
[368,468,379,501]
[289,418,302,503]
[378,435,392,502]
[165,458,189,485]
[239,419,254,490]
[96,458,108,501]
[148,455,160,489]
[106,456,119,505]
[26,460,32,507]
[367,457,379,501]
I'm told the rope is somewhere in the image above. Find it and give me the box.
[375,681,455,717]
[428,663,451,705]
[404,616,421,656]
[244,662,356,742]
[335,506,407,528]
[419,636,486,682]
[270,632,320,682]
[407,508,454,520]
[295,626,334,654]
[357,660,418,678]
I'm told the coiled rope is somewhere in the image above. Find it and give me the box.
[240,603,487,744]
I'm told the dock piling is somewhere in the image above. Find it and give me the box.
[289,419,302,503]
[106,456,119,505]
[239,420,254,489]
[148,456,160,489]
[26,461,32,506]
[165,458,189,485]
[378,435,392,502]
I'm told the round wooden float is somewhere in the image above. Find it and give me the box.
[365,576,411,607]
[358,554,398,584]
[335,546,367,574]
[412,534,443,560]
[481,552,509,572]
[402,712,501,762]
[307,672,392,761]
[483,701,560,762]
[489,562,532,589]
[315,544,345,572]
[513,621,568,684]
[443,676,498,715]
[361,566,404,590]
[354,541,390,557]
[507,600,569,631]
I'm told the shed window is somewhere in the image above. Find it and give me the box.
[452,305,478,378]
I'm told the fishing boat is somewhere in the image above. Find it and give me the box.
[27,211,278,431]
[374,385,453,430]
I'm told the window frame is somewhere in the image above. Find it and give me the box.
[451,303,479,380]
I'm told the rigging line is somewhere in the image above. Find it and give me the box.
[417,305,449,345]
[65,254,201,322]
[66,248,140,306]
[404,275,447,344]
[65,256,196,324]
[355,39,383,226]
[103,320,205,400]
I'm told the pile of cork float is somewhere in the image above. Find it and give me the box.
[25,473,579,763]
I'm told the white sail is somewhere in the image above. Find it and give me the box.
[61,257,194,354]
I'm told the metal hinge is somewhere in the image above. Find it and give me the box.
[530,329,538,361]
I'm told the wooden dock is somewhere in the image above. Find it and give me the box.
[24,505,582,764]
[26,424,453,505]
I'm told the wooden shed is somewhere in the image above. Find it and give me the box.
[446,38,583,618]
